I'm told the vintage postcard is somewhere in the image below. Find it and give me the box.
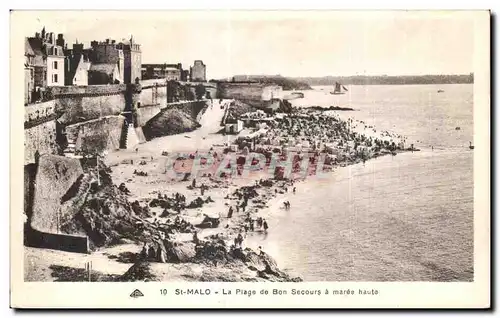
[10,10,490,309]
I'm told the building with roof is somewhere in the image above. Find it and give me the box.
[165,67,181,81]
[190,60,206,82]
[142,63,186,81]
[46,42,65,87]
[26,37,46,90]
[90,39,125,84]
[25,28,68,103]
[24,38,35,105]
[225,111,243,134]
[64,43,91,86]
[88,63,121,85]
[141,64,165,79]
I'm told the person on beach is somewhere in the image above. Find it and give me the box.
[228,206,234,218]
[293,187,296,194]
[193,232,200,244]
[263,220,269,233]
[140,242,148,259]
[237,233,244,248]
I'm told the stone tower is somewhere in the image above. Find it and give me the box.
[123,35,142,84]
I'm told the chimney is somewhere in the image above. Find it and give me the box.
[56,33,65,48]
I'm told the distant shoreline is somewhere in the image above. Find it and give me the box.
[307,82,473,87]
[227,74,473,87]
[290,74,474,86]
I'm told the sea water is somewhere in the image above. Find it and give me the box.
[248,84,474,281]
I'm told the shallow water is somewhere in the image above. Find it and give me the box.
[248,84,474,281]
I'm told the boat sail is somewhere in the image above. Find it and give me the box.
[330,82,348,95]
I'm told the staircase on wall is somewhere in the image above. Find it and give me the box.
[120,123,140,150]
[62,135,77,158]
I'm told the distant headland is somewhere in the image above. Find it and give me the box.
[214,73,473,88]
[212,75,312,90]
[291,73,474,86]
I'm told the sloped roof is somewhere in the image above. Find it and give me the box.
[89,63,117,74]
[27,37,44,56]
[25,38,35,56]
[46,45,65,57]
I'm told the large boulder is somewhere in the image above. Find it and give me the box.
[142,108,201,140]
[165,242,196,263]
[30,154,84,234]
[119,261,160,282]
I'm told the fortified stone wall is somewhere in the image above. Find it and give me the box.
[30,154,84,234]
[169,100,207,121]
[24,100,56,123]
[24,120,58,165]
[218,83,281,101]
[54,85,127,125]
[49,85,127,96]
[140,79,167,88]
[25,227,89,254]
[138,85,167,108]
[66,115,126,154]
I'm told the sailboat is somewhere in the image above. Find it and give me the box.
[330,82,348,95]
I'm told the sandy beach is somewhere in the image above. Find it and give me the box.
[25,97,415,282]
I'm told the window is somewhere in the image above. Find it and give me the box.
[54,47,58,55]
[53,74,58,83]
[54,61,58,69]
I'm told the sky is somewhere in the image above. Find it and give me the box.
[15,11,476,79]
